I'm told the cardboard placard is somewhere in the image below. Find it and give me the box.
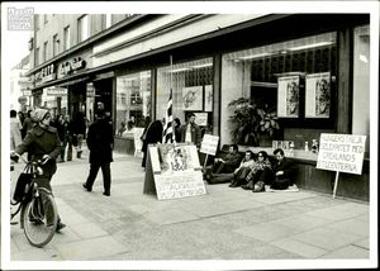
[200,134,219,156]
[143,143,207,200]
[316,133,366,175]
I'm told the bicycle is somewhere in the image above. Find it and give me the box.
[10,154,58,248]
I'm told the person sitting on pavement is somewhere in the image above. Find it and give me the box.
[242,150,273,192]
[204,144,242,184]
[229,150,256,188]
[270,148,296,190]
[11,107,66,232]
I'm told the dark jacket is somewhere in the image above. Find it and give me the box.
[273,157,296,181]
[15,124,61,177]
[142,120,163,152]
[221,152,242,170]
[71,112,86,135]
[86,117,114,164]
[180,122,202,147]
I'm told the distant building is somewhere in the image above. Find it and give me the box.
[10,55,32,112]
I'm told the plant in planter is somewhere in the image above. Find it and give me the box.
[228,97,280,146]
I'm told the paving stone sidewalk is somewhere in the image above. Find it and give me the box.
[10,152,370,261]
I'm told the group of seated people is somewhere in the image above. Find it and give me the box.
[203,145,296,192]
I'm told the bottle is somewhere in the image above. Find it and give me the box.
[304,141,309,152]
[311,139,319,153]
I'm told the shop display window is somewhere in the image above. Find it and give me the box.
[156,58,213,130]
[353,25,370,154]
[116,70,151,138]
[221,32,337,146]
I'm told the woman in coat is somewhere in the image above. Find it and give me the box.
[141,120,163,168]
[12,107,66,232]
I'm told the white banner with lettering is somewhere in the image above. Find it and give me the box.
[200,134,219,156]
[316,133,366,175]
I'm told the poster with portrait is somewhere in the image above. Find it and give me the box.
[182,86,203,111]
[204,85,213,112]
[194,112,208,126]
[277,76,300,118]
[305,72,331,118]
[145,143,206,200]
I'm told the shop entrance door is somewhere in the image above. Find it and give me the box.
[93,78,113,117]
[68,83,87,119]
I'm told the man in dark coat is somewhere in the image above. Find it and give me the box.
[12,108,66,232]
[141,119,163,168]
[271,148,296,190]
[180,113,201,148]
[83,110,114,196]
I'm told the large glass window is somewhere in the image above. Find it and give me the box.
[78,15,89,43]
[221,32,337,146]
[156,58,214,130]
[64,25,70,50]
[353,25,370,154]
[116,71,152,137]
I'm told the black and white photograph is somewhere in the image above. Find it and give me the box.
[1,1,378,270]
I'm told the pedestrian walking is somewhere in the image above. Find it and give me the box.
[21,109,35,139]
[82,109,114,196]
[10,110,23,151]
[173,117,181,142]
[11,107,66,232]
[55,114,70,162]
[71,111,86,159]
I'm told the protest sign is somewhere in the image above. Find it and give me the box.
[316,133,366,199]
[143,143,207,200]
[200,134,219,156]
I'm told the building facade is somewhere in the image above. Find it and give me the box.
[27,14,370,200]
[10,55,33,112]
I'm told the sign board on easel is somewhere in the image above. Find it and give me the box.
[316,133,366,199]
[143,143,207,200]
[200,134,219,167]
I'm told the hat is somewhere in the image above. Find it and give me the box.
[31,108,49,122]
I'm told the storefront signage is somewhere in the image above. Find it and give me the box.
[22,89,32,96]
[144,143,206,200]
[58,57,86,77]
[277,76,300,118]
[46,87,67,96]
[34,64,56,85]
[200,134,219,156]
[316,133,366,175]
[305,72,331,118]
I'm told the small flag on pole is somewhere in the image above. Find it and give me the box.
[163,89,175,143]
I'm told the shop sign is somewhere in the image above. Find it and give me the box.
[22,89,32,96]
[144,143,206,200]
[200,134,219,156]
[58,57,86,77]
[316,133,366,175]
[46,87,67,96]
[34,64,56,85]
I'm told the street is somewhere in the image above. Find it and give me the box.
[10,150,369,261]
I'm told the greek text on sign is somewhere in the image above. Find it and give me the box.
[200,134,219,156]
[316,133,366,175]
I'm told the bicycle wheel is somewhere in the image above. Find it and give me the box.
[22,188,58,247]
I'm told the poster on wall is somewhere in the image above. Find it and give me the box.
[182,86,203,111]
[144,143,206,200]
[194,112,208,126]
[305,72,331,118]
[277,76,300,118]
[204,85,213,112]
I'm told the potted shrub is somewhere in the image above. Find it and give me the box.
[228,97,280,146]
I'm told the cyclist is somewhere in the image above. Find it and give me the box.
[11,107,66,232]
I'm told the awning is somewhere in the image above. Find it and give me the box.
[57,76,91,87]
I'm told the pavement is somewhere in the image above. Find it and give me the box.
[10,150,370,262]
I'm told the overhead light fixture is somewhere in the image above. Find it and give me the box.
[168,67,191,73]
[192,63,213,69]
[288,41,334,51]
[238,52,271,60]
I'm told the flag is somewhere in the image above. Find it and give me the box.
[163,89,175,143]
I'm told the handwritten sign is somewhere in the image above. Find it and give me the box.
[316,133,366,175]
[144,143,206,200]
[200,134,219,156]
